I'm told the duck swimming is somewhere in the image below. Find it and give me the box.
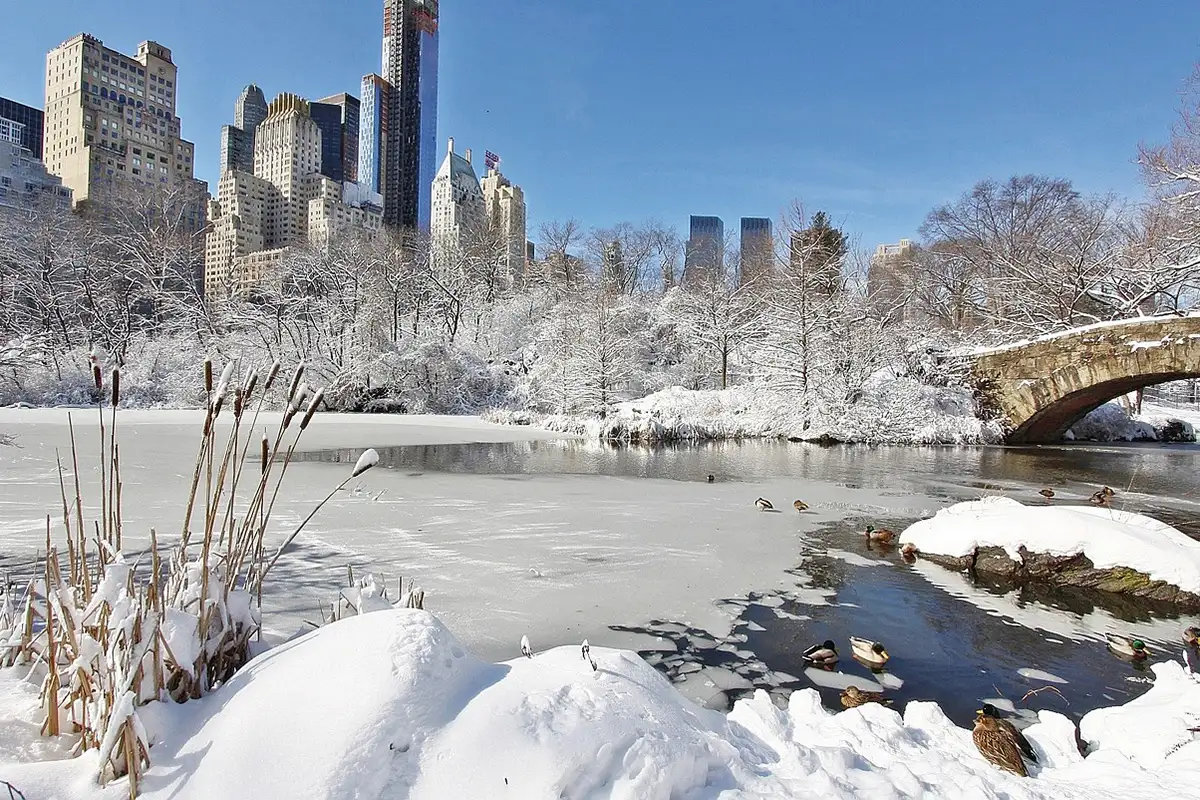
[755,497,774,511]
[865,525,897,544]
[802,639,839,666]
[1105,633,1149,659]
[849,637,889,666]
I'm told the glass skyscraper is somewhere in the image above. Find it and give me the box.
[358,74,387,196]
[0,97,44,160]
[380,0,439,232]
[685,215,725,281]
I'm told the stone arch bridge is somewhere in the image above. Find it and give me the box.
[964,315,1200,444]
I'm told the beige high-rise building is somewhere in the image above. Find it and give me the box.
[42,34,205,225]
[480,167,527,286]
[430,138,486,269]
[205,92,382,300]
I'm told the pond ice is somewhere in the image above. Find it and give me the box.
[1018,667,1069,685]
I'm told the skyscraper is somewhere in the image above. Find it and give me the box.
[0,97,44,159]
[480,166,527,286]
[219,85,267,174]
[739,217,773,285]
[358,74,387,196]
[314,93,360,184]
[684,215,725,283]
[42,34,206,223]
[430,137,484,265]
[380,0,439,231]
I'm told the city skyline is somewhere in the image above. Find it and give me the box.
[3,1,1200,248]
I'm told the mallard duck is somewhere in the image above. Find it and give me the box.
[840,685,893,709]
[706,474,715,483]
[755,497,774,511]
[978,704,1037,764]
[1038,488,1055,498]
[865,525,896,544]
[520,635,533,658]
[899,542,918,560]
[1105,633,1149,659]
[1089,490,1109,507]
[1182,626,1198,647]
[802,639,838,666]
[581,639,597,671]
[850,636,889,666]
[972,714,1028,777]
[793,500,809,512]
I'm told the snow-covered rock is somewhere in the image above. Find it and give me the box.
[900,497,1200,595]
[2,608,1200,798]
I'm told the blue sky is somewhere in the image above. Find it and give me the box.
[3,0,1199,250]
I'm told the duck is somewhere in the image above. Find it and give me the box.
[707,474,715,483]
[1038,488,1055,498]
[520,635,533,658]
[865,525,897,544]
[755,497,774,511]
[850,636,890,666]
[581,639,597,671]
[840,685,893,709]
[899,542,918,561]
[1090,486,1116,506]
[793,500,809,512]
[978,704,1037,764]
[1105,633,1149,659]
[802,639,839,666]
[972,714,1028,777]
[1183,626,1198,647]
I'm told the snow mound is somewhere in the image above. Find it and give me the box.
[900,497,1200,594]
[4,609,1200,798]
[497,381,1004,445]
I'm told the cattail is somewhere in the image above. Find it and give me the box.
[263,359,281,392]
[204,357,213,394]
[92,363,102,392]
[233,388,244,418]
[110,368,120,408]
[285,362,305,405]
[214,361,236,401]
[283,382,308,428]
[299,388,325,430]
[260,433,269,473]
[352,449,379,478]
[242,368,259,401]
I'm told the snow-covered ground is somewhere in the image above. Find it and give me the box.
[899,496,1200,594]
[490,380,1004,445]
[2,608,1198,799]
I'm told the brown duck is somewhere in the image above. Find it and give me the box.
[972,714,1028,777]
[840,685,893,709]
[865,525,896,544]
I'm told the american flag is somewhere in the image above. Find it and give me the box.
[484,150,500,168]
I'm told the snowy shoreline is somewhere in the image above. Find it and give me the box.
[3,608,1199,799]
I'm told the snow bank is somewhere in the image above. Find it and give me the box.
[3,609,1200,798]
[490,380,1004,445]
[1067,400,1196,442]
[899,497,1200,594]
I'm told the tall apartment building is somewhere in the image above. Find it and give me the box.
[430,137,484,266]
[739,217,773,286]
[0,116,71,214]
[219,84,267,173]
[683,215,724,283]
[368,0,439,231]
[480,167,526,285]
[358,74,388,196]
[866,238,916,318]
[42,34,206,225]
[205,92,382,299]
[312,93,360,184]
[0,98,45,159]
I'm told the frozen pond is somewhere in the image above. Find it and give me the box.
[1,409,1198,722]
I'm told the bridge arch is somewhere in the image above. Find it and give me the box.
[969,316,1200,444]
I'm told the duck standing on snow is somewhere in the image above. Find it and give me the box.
[793,500,809,512]
[850,637,889,667]
[840,686,893,709]
[520,635,533,658]
[803,639,839,666]
[1038,488,1055,498]
[707,474,715,483]
[978,704,1037,764]
[973,714,1029,777]
[582,639,597,671]
[865,525,896,544]
[755,497,774,511]
[1106,633,1149,660]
